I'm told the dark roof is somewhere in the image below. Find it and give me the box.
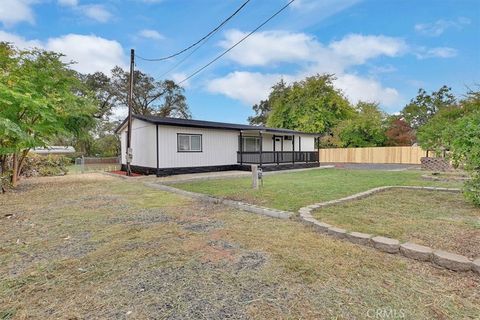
[115,114,320,136]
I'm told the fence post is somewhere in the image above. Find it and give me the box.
[81,156,85,174]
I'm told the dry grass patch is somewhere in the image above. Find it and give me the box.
[0,174,479,319]
[313,189,480,258]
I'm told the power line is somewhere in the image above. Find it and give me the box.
[158,16,221,79]
[135,0,251,62]
[177,0,295,85]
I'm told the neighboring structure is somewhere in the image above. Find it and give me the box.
[115,114,320,176]
[31,146,76,155]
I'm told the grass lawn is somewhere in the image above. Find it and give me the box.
[172,168,463,211]
[0,174,478,319]
[312,189,480,259]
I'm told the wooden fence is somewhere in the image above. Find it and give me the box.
[319,146,428,164]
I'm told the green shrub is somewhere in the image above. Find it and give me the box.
[21,154,70,177]
[464,174,480,206]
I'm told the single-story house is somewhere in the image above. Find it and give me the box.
[115,114,321,176]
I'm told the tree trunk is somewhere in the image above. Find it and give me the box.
[11,152,18,188]
[16,149,29,181]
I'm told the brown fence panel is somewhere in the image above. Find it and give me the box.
[319,146,427,164]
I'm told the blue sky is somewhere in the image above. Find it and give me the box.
[1,0,479,123]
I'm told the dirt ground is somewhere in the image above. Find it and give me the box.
[0,174,479,319]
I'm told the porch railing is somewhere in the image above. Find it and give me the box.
[237,151,318,165]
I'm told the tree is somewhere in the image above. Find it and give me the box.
[332,102,387,147]
[385,116,415,146]
[417,87,480,155]
[80,72,116,120]
[451,111,480,206]
[401,85,456,129]
[0,43,95,187]
[266,74,354,134]
[110,66,190,118]
[248,100,270,126]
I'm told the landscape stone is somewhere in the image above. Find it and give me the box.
[472,258,480,275]
[400,242,433,261]
[313,221,331,233]
[345,232,372,245]
[371,236,400,253]
[327,226,347,238]
[433,250,472,271]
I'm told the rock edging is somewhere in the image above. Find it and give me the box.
[144,183,292,219]
[298,186,479,275]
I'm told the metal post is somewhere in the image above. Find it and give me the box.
[292,134,295,164]
[126,48,135,176]
[259,131,263,167]
[317,136,320,166]
[239,131,243,165]
[156,124,159,177]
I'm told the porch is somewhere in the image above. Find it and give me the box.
[237,151,319,165]
[237,130,320,167]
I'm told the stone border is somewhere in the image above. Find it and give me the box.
[299,186,479,275]
[144,183,293,219]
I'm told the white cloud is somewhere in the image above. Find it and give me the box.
[58,0,78,7]
[208,70,400,108]
[207,31,407,107]
[138,29,164,40]
[329,34,406,64]
[0,31,126,74]
[80,5,112,23]
[415,46,457,59]
[57,1,112,23]
[208,72,289,105]
[220,30,320,66]
[334,74,400,107]
[206,29,459,108]
[220,30,406,69]
[0,0,35,27]
[415,17,471,36]
[0,30,41,48]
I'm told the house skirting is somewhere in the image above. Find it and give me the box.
[121,162,320,176]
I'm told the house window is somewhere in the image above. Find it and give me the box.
[242,136,261,152]
[177,134,202,152]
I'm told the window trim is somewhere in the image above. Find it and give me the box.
[177,133,203,153]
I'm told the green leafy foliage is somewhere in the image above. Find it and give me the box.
[0,42,96,186]
[450,108,480,206]
[332,102,387,147]
[401,85,456,129]
[266,75,354,134]
[417,106,466,154]
[248,100,270,126]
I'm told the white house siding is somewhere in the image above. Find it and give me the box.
[119,118,157,168]
[258,134,315,152]
[120,130,126,164]
[158,125,238,168]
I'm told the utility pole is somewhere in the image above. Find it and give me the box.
[126,49,135,176]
